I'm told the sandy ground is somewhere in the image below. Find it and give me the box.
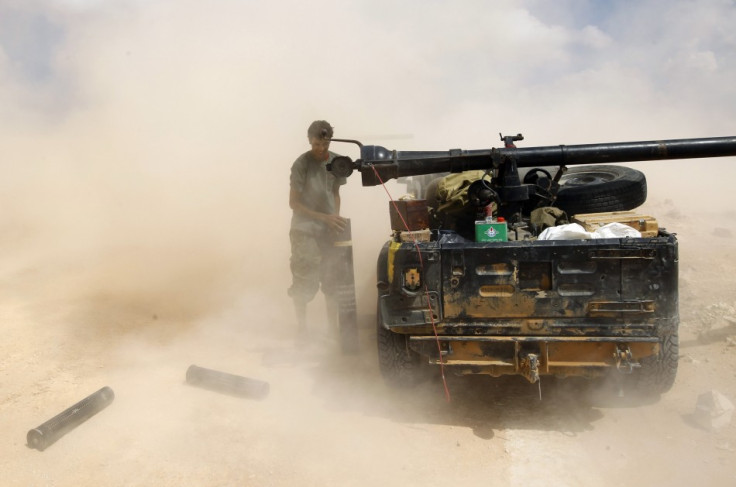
[2,201,736,487]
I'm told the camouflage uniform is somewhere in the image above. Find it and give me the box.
[288,150,347,304]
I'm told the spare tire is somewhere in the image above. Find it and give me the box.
[555,165,647,216]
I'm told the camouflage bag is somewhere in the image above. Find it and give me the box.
[435,170,488,215]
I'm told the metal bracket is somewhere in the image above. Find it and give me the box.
[613,344,639,374]
[519,353,540,384]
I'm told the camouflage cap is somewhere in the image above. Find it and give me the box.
[308,120,334,140]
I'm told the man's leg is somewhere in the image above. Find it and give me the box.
[318,234,340,336]
[324,294,339,335]
[288,231,321,341]
[293,298,308,343]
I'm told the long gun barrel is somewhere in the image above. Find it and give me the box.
[329,136,736,186]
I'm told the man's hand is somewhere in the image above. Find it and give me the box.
[323,214,348,233]
[290,189,347,232]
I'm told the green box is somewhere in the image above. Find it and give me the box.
[475,221,508,242]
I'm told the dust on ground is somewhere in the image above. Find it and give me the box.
[1,201,736,487]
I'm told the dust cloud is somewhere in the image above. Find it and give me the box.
[2,1,736,486]
[1,2,417,484]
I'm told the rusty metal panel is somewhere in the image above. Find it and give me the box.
[408,336,660,377]
[379,230,679,383]
[436,237,677,332]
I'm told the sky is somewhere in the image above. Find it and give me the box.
[1,0,735,318]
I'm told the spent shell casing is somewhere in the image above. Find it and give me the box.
[186,365,269,399]
[27,386,115,451]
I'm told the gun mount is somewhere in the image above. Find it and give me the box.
[330,134,736,223]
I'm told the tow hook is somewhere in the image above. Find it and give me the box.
[520,353,540,384]
[613,345,638,373]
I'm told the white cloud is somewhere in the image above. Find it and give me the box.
[578,25,612,49]
[667,48,718,72]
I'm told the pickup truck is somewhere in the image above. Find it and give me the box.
[328,134,736,395]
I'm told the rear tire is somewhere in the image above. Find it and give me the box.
[376,311,426,388]
[630,331,679,395]
[555,165,647,215]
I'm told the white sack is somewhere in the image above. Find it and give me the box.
[538,222,642,240]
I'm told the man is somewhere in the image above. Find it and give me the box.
[288,120,348,342]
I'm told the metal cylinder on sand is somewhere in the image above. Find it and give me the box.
[27,386,115,451]
[185,365,269,399]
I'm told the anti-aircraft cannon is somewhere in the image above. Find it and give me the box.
[328,133,736,397]
[330,134,736,223]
